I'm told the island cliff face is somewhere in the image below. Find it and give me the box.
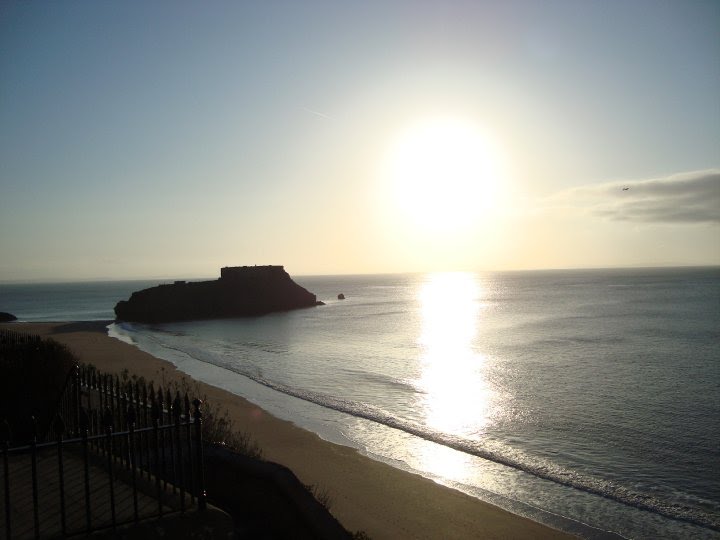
[114,266,321,323]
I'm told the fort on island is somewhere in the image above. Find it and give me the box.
[114,265,322,323]
[220,265,286,279]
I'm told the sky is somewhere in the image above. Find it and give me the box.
[1,0,718,281]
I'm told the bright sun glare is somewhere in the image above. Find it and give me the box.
[387,117,501,234]
[416,272,492,436]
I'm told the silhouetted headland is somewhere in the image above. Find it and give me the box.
[0,312,17,322]
[115,266,323,323]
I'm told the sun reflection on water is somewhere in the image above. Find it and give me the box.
[413,272,495,479]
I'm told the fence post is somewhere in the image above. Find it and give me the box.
[74,365,81,437]
[90,370,96,410]
[193,399,207,511]
[30,416,40,539]
[113,377,121,432]
[173,392,185,513]
[2,419,11,540]
[117,378,124,433]
[157,388,167,490]
[151,393,163,517]
[125,383,133,468]
[166,389,177,494]
[142,383,150,479]
[91,409,99,450]
[99,375,106,423]
[80,408,92,533]
[119,384,129,468]
[126,403,139,524]
[184,394,194,504]
[103,407,116,530]
[54,414,67,536]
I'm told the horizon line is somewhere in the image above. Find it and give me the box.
[1,263,719,285]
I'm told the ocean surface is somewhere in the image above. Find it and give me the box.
[1,268,718,539]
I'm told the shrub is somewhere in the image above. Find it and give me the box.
[0,330,77,442]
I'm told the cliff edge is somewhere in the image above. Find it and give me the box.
[114,266,322,323]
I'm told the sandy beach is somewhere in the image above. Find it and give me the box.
[2,321,575,539]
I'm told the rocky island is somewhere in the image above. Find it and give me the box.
[114,266,322,323]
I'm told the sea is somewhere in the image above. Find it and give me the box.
[1,267,718,539]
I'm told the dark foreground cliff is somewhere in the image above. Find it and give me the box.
[114,266,322,323]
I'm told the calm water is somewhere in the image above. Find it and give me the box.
[2,268,719,539]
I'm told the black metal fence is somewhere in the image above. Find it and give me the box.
[1,363,207,539]
[0,331,42,347]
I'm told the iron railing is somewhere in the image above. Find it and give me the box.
[1,362,207,539]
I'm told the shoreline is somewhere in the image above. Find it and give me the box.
[2,321,576,539]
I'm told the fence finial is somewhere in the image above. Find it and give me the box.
[192,399,202,420]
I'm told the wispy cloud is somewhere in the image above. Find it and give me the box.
[545,170,720,224]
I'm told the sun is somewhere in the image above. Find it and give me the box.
[385,117,501,235]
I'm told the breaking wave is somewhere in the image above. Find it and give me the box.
[122,324,719,532]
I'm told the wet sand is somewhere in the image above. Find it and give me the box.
[2,321,575,539]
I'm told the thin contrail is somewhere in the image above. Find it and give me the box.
[302,106,333,120]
